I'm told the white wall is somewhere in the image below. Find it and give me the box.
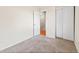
[55,6,74,41]
[75,7,79,52]
[0,7,34,51]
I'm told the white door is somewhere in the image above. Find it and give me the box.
[63,7,74,41]
[55,7,63,38]
[34,11,40,36]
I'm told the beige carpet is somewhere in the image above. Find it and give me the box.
[0,35,77,53]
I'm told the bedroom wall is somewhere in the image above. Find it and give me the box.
[0,7,34,51]
[75,6,79,52]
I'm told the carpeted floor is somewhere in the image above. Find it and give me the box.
[0,35,77,53]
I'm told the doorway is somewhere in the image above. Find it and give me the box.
[40,11,46,36]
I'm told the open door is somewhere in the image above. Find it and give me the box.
[34,11,40,36]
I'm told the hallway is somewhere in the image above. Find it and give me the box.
[0,35,77,53]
